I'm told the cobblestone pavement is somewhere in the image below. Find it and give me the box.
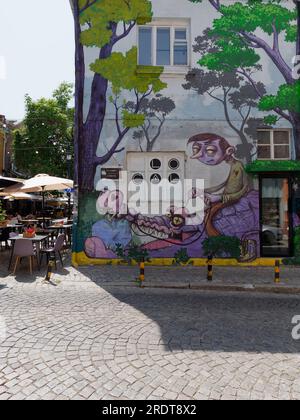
[1,254,300,400]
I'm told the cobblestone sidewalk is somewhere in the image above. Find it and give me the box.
[1,273,300,400]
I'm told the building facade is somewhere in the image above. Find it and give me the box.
[0,115,16,176]
[72,0,300,266]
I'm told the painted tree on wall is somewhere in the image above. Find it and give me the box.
[189,0,300,158]
[92,48,167,161]
[183,30,266,163]
[71,0,153,192]
[127,94,176,152]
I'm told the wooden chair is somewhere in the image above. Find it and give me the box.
[13,239,36,275]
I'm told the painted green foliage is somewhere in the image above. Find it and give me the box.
[79,0,152,48]
[202,236,241,259]
[91,47,167,129]
[189,0,300,155]
[79,0,163,130]
[76,0,167,178]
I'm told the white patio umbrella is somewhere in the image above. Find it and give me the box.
[17,174,73,193]
[0,175,24,189]
[4,192,42,201]
[5,174,73,226]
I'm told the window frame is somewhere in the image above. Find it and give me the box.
[137,20,190,70]
[257,129,291,161]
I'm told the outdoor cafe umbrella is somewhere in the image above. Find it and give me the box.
[0,176,23,189]
[4,174,73,226]
[4,192,42,201]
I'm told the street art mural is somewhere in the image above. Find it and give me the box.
[71,0,300,264]
[83,132,259,262]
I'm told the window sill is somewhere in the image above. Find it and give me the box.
[137,65,189,76]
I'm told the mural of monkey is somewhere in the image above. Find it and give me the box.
[188,133,249,237]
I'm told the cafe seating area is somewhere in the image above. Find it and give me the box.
[0,217,73,273]
[0,174,74,275]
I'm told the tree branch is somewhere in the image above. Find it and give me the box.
[240,105,252,132]
[79,0,98,14]
[207,90,225,104]
[237,68,293,123]
[240,30,293,84]
[112,21,136,45]
[272,21,279,52]
[209,0,221,12]
[113,96,122,137]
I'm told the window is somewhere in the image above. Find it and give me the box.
[138,28,152,65]
[138,21,189,68]
[257,130,291,160]
[174,29,188,65]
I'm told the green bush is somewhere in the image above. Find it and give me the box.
[202,236,241,259]
[115,243,150,265]
[173,248,192,266]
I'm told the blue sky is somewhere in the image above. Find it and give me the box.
[0,0,74,121]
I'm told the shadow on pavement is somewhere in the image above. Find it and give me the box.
[77,266,300,354]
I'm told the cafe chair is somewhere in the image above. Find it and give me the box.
[40,234,65,269]
[13,239,36,275]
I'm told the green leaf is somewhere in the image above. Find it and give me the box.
[263,115,278,125]
[258,82,300,114]
[122,110,145,128]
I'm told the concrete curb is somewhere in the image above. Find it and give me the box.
[143,283,300,294]
[93,280,300,295]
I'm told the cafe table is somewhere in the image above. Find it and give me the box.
[8,234,49,271]
[49,224,73,246]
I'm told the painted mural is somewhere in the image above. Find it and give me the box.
[71,0,300,265]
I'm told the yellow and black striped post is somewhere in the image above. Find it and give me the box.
[44,257,55,283]
[139,258,145,287]
[274,260,280,283]
[207,255,213,282]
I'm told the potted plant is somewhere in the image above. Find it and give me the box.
[0,201,8,227]
[23,226,36,238]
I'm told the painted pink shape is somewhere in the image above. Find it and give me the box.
[85,237,116,259]
[96,190,125,215]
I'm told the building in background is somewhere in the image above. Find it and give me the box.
[0,115,19,176]
[72,0,300,266]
